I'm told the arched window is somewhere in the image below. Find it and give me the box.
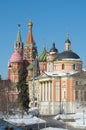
[62,64,64,70]
[19,42,20,47]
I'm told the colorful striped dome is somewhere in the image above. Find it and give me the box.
[38,47,47,62]
[10,50,22,63]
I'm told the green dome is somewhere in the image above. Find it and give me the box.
[27,64,33,70]
[38,48,47,62]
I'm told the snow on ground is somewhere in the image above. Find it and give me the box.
[4,112,86,129]
[41,127,65,130]
[54,112,86,129]
[1,107,86,130]
[5,115,46,126]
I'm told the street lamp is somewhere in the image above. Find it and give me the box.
[83,110,85,125]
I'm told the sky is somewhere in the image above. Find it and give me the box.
[0,0,86,79]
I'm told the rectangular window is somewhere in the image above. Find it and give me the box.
[75,91,78,100]
[76,81,78,85]
[73,64,75,70]
[62,64,64,70]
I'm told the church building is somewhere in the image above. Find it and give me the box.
[8,21,86,115]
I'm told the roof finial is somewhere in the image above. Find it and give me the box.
[66,32,70,39]
[18,24,21,30]
[28,20,33,31]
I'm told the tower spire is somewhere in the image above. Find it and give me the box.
[16,24,22,43]
[14,24,23,56]
[26,21,34,44]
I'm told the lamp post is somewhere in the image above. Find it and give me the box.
[65,73,70,130]
[83,110,85,125]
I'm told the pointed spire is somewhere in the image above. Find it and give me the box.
[14,24,23,56]
[16,24,22,43]
[26,21,34,44]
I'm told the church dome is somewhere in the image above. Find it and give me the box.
[55,50,80,60]
[38,47,47,62]
[65,38,71,44]
[10,50,22,63]
[50,43,58,54]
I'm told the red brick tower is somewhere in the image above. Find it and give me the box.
[24,21,39,79]
[8,24,23,82]
[8,25,23,101]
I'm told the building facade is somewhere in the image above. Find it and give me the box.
[8,21,86,115]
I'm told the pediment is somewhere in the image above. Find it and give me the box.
[38,72,49,79]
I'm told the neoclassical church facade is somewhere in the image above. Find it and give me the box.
[8,21,86,115]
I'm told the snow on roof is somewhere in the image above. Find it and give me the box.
[62,58,80,61]
[44,71,78,77]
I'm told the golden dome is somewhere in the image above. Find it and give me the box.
[28,21,33,26]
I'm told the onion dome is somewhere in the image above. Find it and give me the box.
[27,64,33,70]
[10,50,23,63]
[50,42,58,54]
[65,38,71,43]
[38,47,47,62]
[56,50,80,60]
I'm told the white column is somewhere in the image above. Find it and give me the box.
[43,82,44,101]
[49,81,51,101]
[47,82,49,101]
[44,82,47,101]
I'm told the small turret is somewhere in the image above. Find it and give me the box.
[50,42,58,54]
[65,33,71,51]
[47,42,58,62]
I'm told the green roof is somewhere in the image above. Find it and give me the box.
[16,27,22,43]
[38,47,47,62]
[27,64,33,70]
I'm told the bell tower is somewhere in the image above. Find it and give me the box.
[23,21,38,64]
